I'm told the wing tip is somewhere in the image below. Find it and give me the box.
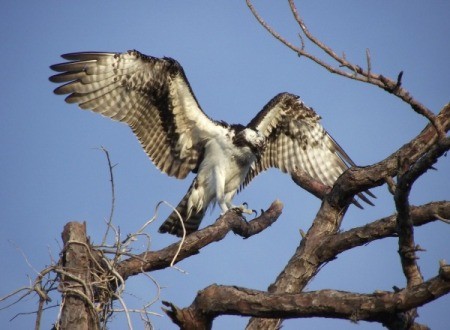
[60,51,116,61]
[353,191,376,209]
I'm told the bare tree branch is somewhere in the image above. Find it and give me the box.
[245,98,450,330]
[327,104,450,209]
[98,146,117,246]
[394,139,450,288]
[244,4,450,327]
[116,200,283,281]
[247,0,446,136]
[163,263,450,329]
[316,201,450,262]
[291,169,331,200]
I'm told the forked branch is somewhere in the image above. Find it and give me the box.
[246,0,445,136]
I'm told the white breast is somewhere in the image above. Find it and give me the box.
[197,132,256,204]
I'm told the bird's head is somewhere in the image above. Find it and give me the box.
[234,128,266,160]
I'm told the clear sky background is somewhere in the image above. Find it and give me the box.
[1,1,449,329]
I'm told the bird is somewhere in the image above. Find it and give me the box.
[49,50,374,237]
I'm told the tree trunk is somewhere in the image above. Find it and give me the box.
[58,222,100,330]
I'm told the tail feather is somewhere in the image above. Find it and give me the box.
[158,182,207,237]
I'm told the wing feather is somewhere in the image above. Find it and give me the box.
[246,92,374,205]
[50,50,223,179]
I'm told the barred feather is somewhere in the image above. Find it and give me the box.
[246,93,374,206]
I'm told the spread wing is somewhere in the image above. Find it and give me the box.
[50,50,224,179]
[245,93,374,205]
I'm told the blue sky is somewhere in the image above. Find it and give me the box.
[1,1,449,329]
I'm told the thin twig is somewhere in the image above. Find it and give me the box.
[8,304,59,322]
[140,267,162,309]
[288,0,349,67]
[160,201,188,274]
[366,48,371,82]
[435,213,450,224]
[8,240,41,276]
[113,292,133,330]
[247,0,441,132]
[99,147,117,246]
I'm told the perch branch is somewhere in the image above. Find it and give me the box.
[116,200,283,281]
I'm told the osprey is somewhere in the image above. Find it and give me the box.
[50,50,373,237]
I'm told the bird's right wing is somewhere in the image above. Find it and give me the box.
[50,50,227,179]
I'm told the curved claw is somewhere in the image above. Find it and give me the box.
[231,204,253,216]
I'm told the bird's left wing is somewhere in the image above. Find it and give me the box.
[245,93,373,206]
[50,50,223,179]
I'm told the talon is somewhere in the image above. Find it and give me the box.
[231,204,253,215]
[252,209,258,217]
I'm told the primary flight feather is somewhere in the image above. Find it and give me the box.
[50,50,373,237]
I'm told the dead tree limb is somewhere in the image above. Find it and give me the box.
[116,200,283,280]
[160,102,449,329]
[316,201,450,262]
[235,5,450,328]
[245,97,450,330]
[247,0,445,136]
[326,104,449,210]
[162,263,450,330]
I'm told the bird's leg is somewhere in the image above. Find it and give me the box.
[218,191,231,216]
[219,201,229,215]
[221,191,254,215]
[212,166,230,216]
